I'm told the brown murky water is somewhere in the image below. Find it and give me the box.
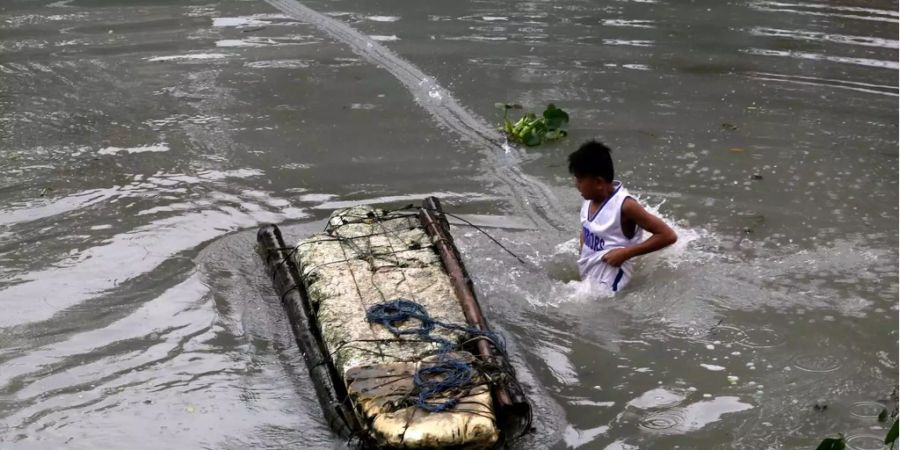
[1,0,897,448]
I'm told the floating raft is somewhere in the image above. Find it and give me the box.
[258,197,530,449]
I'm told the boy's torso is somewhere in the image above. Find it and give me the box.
[578,181,643,292]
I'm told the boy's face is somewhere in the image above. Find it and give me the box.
[574,176,612,200]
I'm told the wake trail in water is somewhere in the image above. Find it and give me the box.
[263,0,569,231]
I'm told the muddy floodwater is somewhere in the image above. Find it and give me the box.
[0,0,897,448]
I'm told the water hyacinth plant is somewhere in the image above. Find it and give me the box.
[497,103,569,146]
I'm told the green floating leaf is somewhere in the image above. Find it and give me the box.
[543,104,570,130]
[886,419,898,445]
[522,129,542,146]
[815,436,845,450]
[498,103,569,146]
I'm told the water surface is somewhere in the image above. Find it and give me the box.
[0,0,897,448]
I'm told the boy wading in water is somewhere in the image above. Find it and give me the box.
[569,140,677,292]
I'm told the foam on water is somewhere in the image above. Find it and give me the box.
[213,17,271,28]
[216,38,274,47]
[212,14,291,28]
[97,143,169,155]
[215,35,317,47]
[603,441,639,450]
[639,201,718,269]
[244,59,314,69]
[562,424,609,448]
[459,198,718,314]
[366,16,400,22]
[145,53,228,62]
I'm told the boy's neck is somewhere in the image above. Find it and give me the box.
[590,182,618,204]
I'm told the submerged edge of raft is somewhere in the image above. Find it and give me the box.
[257,197,531,448]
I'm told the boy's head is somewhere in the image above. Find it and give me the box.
[568,140,615,200]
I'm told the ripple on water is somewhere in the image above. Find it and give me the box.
[848,401,886,419]
[845,434,886,450]
[627,388,685,410]
[638,397,754,435]
[659,324,747,345]
[639,410,685,432]
[739,327,784,348]
[706,325,748,345]
[791,354,842,373]
[661,325,706,341]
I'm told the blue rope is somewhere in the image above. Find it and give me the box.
[366,299,504,412]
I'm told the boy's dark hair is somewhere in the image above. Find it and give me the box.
[568,140,614,182]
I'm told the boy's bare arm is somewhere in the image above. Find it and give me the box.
[601,198,677,267]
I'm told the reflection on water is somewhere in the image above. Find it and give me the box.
[1,0,896,448]
[638,396,754,434]
[745,47,898,70]
[749,27,899,49]
[749,1,899,23]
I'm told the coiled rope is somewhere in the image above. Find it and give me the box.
[366,298,504,412]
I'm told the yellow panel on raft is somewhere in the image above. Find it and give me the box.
[295,206,499,448]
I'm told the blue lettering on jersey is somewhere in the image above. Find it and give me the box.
[582,226,605,251]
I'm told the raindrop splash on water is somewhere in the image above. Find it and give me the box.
[791,354,843,373]
[848,401,886,419]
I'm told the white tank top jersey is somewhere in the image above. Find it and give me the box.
[578,181,644,292]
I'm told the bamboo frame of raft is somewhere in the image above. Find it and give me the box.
[257,223,365,441]
[417,197,532,437]
[257,197,532,447]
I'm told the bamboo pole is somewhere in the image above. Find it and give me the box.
[417,197,531,437]
[256,224,364,442]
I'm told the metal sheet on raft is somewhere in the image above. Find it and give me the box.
[293,203,501,448]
